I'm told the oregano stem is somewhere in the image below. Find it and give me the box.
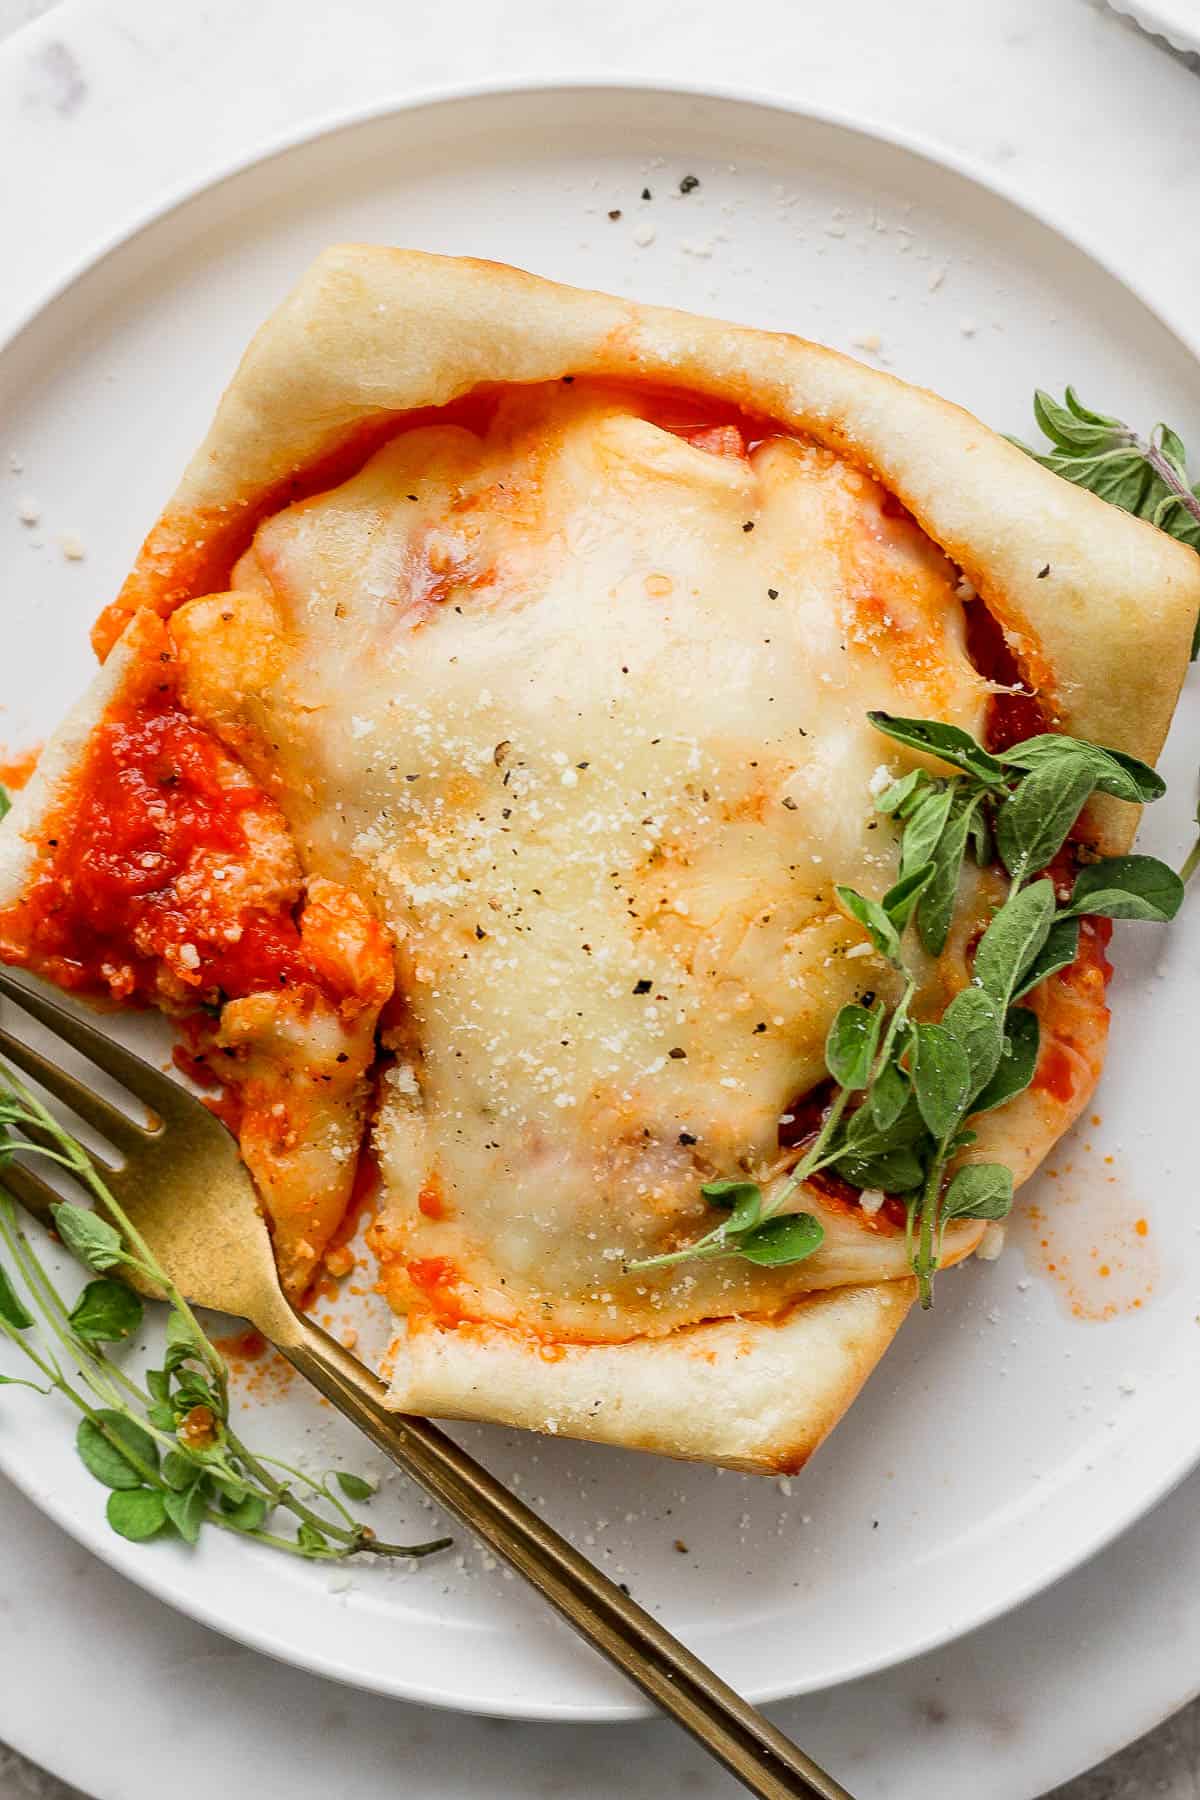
[914,1149,946,1309]
[0,1199,133,1415]
[1144,442,1200,531]
[219,1426,362,1546]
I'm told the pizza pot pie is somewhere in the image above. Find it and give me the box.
[1,249,1196,1473]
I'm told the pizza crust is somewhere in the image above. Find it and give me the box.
[99,246,1200,855]
[387,1280,915,1474]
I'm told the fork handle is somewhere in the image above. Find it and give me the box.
[274,1313,853,1800]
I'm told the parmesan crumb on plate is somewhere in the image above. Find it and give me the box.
[977,1222,1007,1261]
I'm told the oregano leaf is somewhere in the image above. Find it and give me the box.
[868,712,1007,783]
[1158,423,1189,480]
[833,1144,926,1193]
[918,792,982,956]
[736,1213,825,1267]
[971,1008,1040,1115]
[995,757,1096,884]
[941,987,1005,1098]
[1033,388,1126,452]
[998,735,1164,804]
[223,1492,269,1532]
[145,1368,170,1404]
[843,1091,929,1159]
[825,1004,883,1090]
[882,863,935,932]
[68,1278,144,1345]
[899,785,954,879]
[1011,916,1080,1001]
[700,1178,763,1235]
[163,1481,209,1545]
[911,1023,973,1140]
[77,1411,159,1491]
[0,1260,33,1331]
[874,768,930,816]
[973,880,1056,1008]
[868,1059,910,1133]
[1061,855,1184,923]
[53,1204,124,1273]
[836,886,901,965]
[106,1487,169,1543]
[941,1162,1014,1224]
[162,1450,199,1492]
[1020,390,1200,577]
[335,1471,376,1502]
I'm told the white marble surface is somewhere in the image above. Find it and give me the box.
[1,1,1200,1796]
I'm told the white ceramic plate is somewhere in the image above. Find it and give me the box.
[1109,0,1200,55]
[2,83,1200,1723]
[8,1462,1200,1800]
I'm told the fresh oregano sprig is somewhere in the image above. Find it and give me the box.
[836,719,1179,1301]
[1015,389,1200,870]
[628,976,916,1274]
[1018,386,1200,665]
[1019,387,1200,557]
[868,713,1172,956]
[0,1060,450,1563]
[632,714,1182,1304]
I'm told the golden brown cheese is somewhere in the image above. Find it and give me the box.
[174,382,997,1341]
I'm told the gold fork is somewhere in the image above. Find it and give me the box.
[0,965,853,1800]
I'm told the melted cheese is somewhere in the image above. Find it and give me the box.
[175,383,993,1341]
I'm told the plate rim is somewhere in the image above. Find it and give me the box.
[5,1462,1200,1800]
[1107,1,1200,57]
[3,71,1200,1722]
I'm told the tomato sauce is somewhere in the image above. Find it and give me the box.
[417,1177,446,1220]
[0,746,40,791]
[0,682,334,1010]
[777,1081,836,1153]
[679,423,748,459]
[171,1042,224,1089]
[210,1327,268,1366]
[1032,1042,1076,1103]
[963,596,1051,749]
[403,1255,466,1321]
[778,1083,905,1232]
[1030,919,1114,1104]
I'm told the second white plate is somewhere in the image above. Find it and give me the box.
[2,81,1200,1720]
